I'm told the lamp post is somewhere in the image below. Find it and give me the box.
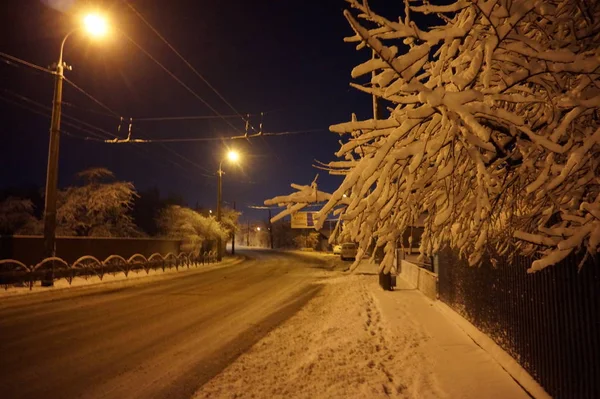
[216,150,240,261]
[41,14,108,286]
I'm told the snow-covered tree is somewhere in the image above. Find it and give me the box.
[266,0,600,273]
[294,232,321,250]
[158,205,228,250]
[57,168,142,237]
[220,207,241,241]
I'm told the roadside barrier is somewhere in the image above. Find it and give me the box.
[0,250,220,290]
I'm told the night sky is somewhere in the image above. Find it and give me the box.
[0,0,399,221]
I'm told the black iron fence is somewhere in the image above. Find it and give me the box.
[438,247,600,399]
[0,249,219,290]
[0,235,185,265]
[0,235,219,290]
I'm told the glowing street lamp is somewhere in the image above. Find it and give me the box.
[83,14,109,37]
[216,149,241,261]
[227,150,240,163]
[42,13,109,286]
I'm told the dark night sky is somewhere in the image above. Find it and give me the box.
[0,0,400,221]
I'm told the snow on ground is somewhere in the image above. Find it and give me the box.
[194,266,529,399]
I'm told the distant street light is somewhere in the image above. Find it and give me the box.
[216,149,240,261]
[256,227,261,231]
[42,13,109,286]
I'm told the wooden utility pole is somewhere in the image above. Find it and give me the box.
[216,165,223,261]
[232,201,236,255]
[268,209,274,249]
[41,39,68,287]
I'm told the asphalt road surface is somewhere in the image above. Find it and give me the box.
[0,249,330,399]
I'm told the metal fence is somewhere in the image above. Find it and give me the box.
[0,235,185,265]
[0,250,219,290]
[438,247,600,399]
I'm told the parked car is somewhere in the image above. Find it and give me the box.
[333,244,342,255]
[340,242,357,261]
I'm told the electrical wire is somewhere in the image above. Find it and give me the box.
[0,94,50,120]
[121,33,245,135]
[134,114,248,122]
[60,76,220,176]
[0,89,213,180]
[0,94,112,142]
[121,0,258,133]
[262,129,325,136]
[157,143,214,177]
[2,89,120,140]
[63,77,123,118]
[124,128,326,143]
[0,51,54,75]
[0,52,222,183]
[62,101,123,120]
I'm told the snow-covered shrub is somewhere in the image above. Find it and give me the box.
[266,0,600,273]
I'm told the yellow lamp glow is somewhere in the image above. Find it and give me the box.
[83,14,108,37]
[227,150,240,163]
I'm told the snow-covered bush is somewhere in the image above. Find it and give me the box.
[266,0,600,273]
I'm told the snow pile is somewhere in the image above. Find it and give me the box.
[194,273,529,399]
[265,0,600,273]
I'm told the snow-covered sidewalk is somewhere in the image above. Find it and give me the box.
[194,271,530,399]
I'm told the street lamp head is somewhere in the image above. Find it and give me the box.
[227,150,240,163]
[256,227,261,231]
[83,14,108,37]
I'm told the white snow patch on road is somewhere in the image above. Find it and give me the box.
[195,272,530,399]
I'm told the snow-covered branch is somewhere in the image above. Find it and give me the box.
[267,0,600,273]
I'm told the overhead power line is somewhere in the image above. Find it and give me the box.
[0,51,54,75]
[0,88,214,179]
[104,128,326,143]
[0,52,221,181]
[62,101,123,120]
[134,114,250,122]
[0,90,120,142]
[0,94,110,142]
[122,0,258,133]
[121,33,245,135]
[63,77,122,118]
[2,89,120,139]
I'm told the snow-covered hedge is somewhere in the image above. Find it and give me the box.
[266,0,600,273]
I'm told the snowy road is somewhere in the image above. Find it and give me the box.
[0,249,326,399]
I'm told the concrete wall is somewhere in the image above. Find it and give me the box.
[0,235,184,265]
[400,259,438,300]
